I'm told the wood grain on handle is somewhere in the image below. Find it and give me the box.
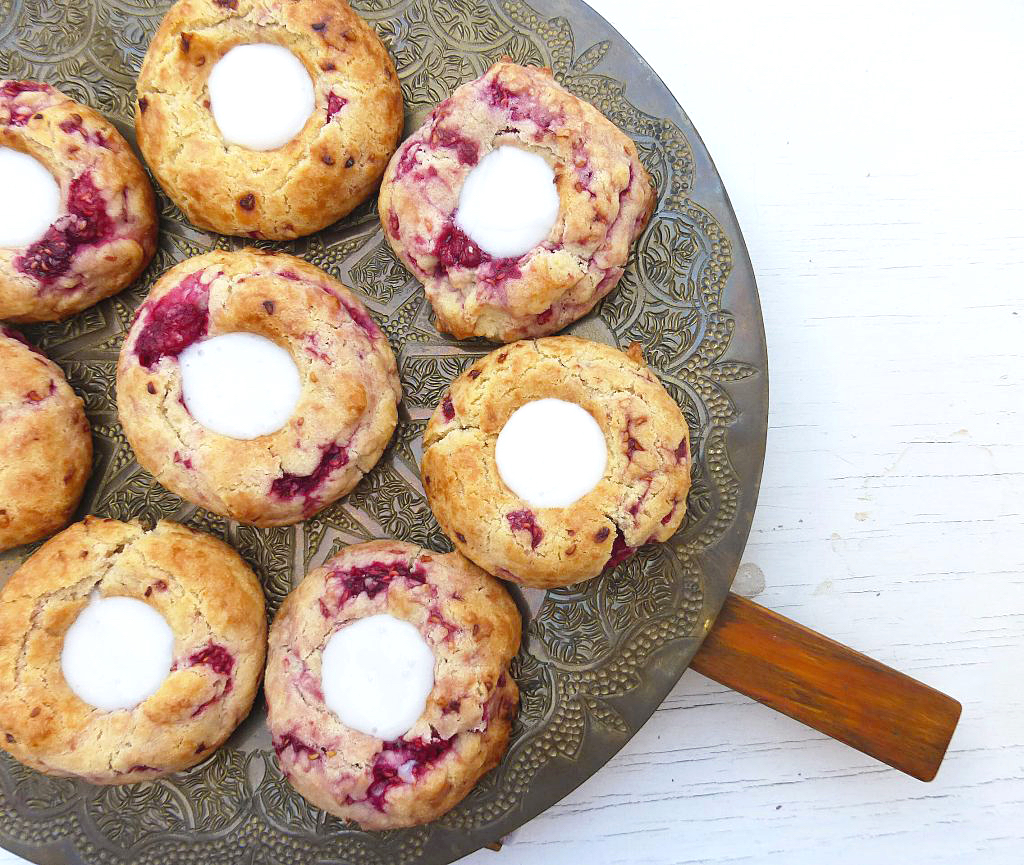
[690,593,962,781]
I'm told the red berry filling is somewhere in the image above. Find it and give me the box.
[188,643,235,676]
[433,126,479,166]
[303,332,331,362]
[427,607,459,641]
[326,92,347,122]
[392,141,424,180]
[338,296,380,340]
[479,257,523,286]
[1,81,48,126]
[675,437,689,462]
[441,395,454,422]
[486,78,525,121]
[661,499,680,526]
[605,528,635,570]
[435,223,484,272]
[507,509,543,549]
[270,442,349,502]
[134,272,210,369]
[5,107,33,127]
[295,660,325,703]
[1,81,48,98]
[624,417,647,461]
[628,477,654,518]
[143,579,168,598]
[434,222,524,282]
[485,77,555,129]
[364,733,455,811]
[273,731,318,761]
[323,559,427,611]
[180,643,235,717]
[58,115,109,148]
[16,173,113,284]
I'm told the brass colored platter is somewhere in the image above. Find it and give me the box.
[0,0,768,862]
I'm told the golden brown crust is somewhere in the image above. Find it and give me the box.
[378,61,655,342]
[266,540,521,829]
[136,0,403,239]
[0,517,267,784]
[422,336,692,589]
[0,82,159,323]
[0,329,92,551]
[116,249,401,526]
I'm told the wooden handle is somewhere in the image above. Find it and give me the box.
[690,592,961,781]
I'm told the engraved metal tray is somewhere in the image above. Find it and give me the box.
[0,0,768,862]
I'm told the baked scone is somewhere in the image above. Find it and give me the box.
[422,336,691,589]
[378,61,655,343]
[0,81,158,322]
[0,517,266,784]
[116,249,400,527]
[266,540,520,829]
[135,0,403,239]
[0,327,92,552]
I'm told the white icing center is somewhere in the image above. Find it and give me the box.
[0,147,60,248]
[321,613,435,741]
[207,43,315,151]
[61,593,174,711]
[495,398,607,508]
[179,332,301,440]
[454,145,559,258]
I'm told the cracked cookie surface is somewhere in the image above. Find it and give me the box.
[266,539,520,829]
[116,249,400,527]
[378,61,655,343]
[422,336,691,589]
[0,517,266,784]
[0,81,158,323]
[0,328,92,552]
[135,0,403,239]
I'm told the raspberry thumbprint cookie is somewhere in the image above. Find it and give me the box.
[422,336,691,589]
[0,81,157,322]
[0,327,92,552]
[0,517,266,783]
[378,62,654,343]
[266,540,520,829]
[135,0,403,239]
[116,249,400,527]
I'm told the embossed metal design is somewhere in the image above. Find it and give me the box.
[0,0,767,863]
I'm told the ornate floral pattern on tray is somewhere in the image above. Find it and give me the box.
[0,0,767,862]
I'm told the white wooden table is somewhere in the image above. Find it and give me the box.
[4,1,1022,863]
